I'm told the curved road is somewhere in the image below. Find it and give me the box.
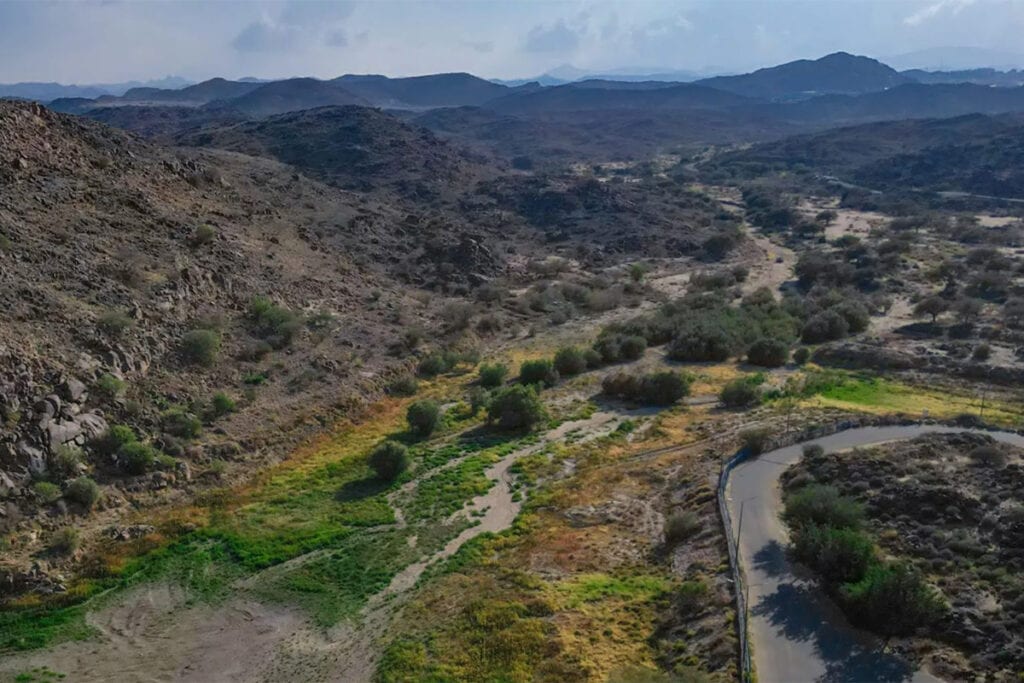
[726,425,1024,683]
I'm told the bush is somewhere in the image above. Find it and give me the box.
[746,338,789,368]
[638,372,691,406]
[477,363,508,388]
[50,445,84,480]
[793,523,874,583]
[840,561,945,637]
[248,296,302,349]
[97,310,133,337]
[209,392,236,419]
[603,371,691,406]
[739,427,772,455]
[553,347,588,377]
[369,441,410,482]
[33,481,62,504]
[417,350,459,378]
[487,385,546,432]
[519,359,558,388]
[583,347,603,369]
[181,328,221,366]
[49,527,80,555]
[720,377,762,409]
[94,373,126,400]
[468,386,490,415]
[972,343,991,362]
[406,400,441,438]
[91,424,136,458]
[387,375,419,396]
[619,335,647,360]
[65,476,100,509]
[118,441,158,475]
[969,444,1007,468]
[802,444,825,459]
[834,300,871,334]
[793,347,811,365]
[161,409,202,440]
[667,325,733,362]
[664,510,702,545]
[785,484,863,530]
[801,310,849,344]
[190,224,216,247]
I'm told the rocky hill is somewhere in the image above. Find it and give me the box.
[0,100,465,515]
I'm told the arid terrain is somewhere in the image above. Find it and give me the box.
[4,47,1024,683]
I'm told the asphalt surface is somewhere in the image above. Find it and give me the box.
[726,425,1024,683]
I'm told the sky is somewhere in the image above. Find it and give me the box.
[1,0,1023,84]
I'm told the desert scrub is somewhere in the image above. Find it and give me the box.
[64,477,100,509]
[48,528,79,555]
[93,373,126,400]
[97,309,133,337]
[180,328,221,366]
[247,295,302,349]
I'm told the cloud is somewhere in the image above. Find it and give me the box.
[325,29,348,47]
[231,18,301,53]
[904,0,977,26]
[461,40,494,54]
[523,19,580,53]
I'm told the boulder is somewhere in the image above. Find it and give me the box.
[59,377,87,403]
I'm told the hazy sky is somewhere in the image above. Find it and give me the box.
[1,0,1023,84]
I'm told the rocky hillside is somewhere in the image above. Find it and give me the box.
[0,100,464,531]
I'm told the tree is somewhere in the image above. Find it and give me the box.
[801,310,849,344]
[746,338,789,368]
[369,441,410,482]
[953,297,983,324]
[406,400,441,438]
[487,385,546,431]
[914,295,948,323]
[638,372,691,405]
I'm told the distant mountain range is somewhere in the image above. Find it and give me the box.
[0,76,191,101]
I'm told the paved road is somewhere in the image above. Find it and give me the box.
[726,425,1024,683]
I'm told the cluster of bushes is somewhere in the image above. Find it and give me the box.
[248,296,302,349]
[417,348,478,378]
[601,371,692,406]
[91,424,162,475]
[784,479,945,636]
[605,288,798,363]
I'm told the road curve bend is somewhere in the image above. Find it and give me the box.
[726,425,1024,683]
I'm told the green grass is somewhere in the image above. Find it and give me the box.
[404,455,496,523]
[554,573,672,609]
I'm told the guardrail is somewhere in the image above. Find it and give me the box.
[718,448,754,682]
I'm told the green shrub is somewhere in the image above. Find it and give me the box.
[667,324,733,362]
[33,481,62,504]
[417,350,459,378]
[784,484,864,530]
[972,343,991,362]
[97,310,133,337]
[602,371,691,406]
[553,347,587,377]
[746,338,789,368]
[50,445,84,480]
[739,427,772,455]
[387,375,419,396]
[369,441,410,482]
[969,444,1007,468]
[582,347,603,369]
[618,335,647,360]
[91,424,136,458]
[664,510,702,545]
[793,523,874,583]
[593,335,623,363]
[468,386,490,416]
[94,373,126,400]
[406,400,441,438]
[840,561,945,637]
[161,409,202,440]
[248,296,302,349]
[801,310,849,344]
[209,392,236,419]
[487,385,546,432]
[189,223,216,247]
[65,476,101,509]
[519,359,558,388]
[49,527,80,555]
[720,377,762,409]
[793,347,811,365]
[181,328,221,366]
[118,441,158,475]
[638,372,691,405]
[477,363,508,388]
